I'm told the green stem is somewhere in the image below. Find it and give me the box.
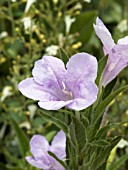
[75,110,80,120]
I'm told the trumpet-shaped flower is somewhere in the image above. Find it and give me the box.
[94,17,128,86]
[26,130,66,170]
[18,53,98,111]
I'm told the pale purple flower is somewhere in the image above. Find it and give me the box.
[18,53,98,111]
[94,17,128,86]
[26,130,66,170]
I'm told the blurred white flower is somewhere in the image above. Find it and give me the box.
[20,121,31,129]
[28,104,37,119]
[0,31,8,39]
[83,0,91,2]
[45,45,59,55]
[11,0,17,2]
[22,17,31,31]
[65,15,75,34]
[74,3,82,10]
[25,0,36,13]
[1,86,13,102]
[117,19,128,33]
[53,0,58,4]
[117,138,128,148]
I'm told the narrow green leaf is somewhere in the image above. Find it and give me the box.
[79,162,91,170]
[95,85,128,119]
[73,117,86,151]
[81,115,89,128]
[107,153,128,170]
[96,122,125,139]
[102,77,117,100]
[94,139,110,147]
[59,48,69,65]
[96,55,108,86]
[48,151,69,169]
[91,136,121,169]
[38,110,68,134]
[11,118,29,156]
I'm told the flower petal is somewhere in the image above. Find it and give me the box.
[26,156,49,169]
[32,56,66,89]
[53,161,65,170]
[117,36,128,45]
[66,53,97,86]
[102,44,128,86]
[28,135,53,169]
[94,17,115,53]
[18,78,58,101]
[67,81,98,111]
[51,130,66,159]
[30,135,49,159]
[38,100,73,110]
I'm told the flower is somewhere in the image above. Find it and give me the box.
[45,45,59,56]
[94,17,128,86]
[26,130,66,170]
[25,0,36,13]
[18,53,98,111]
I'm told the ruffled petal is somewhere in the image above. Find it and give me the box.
[102,44,128,86]
[38,100,73,110]
[94,17,115,53]
[28,135,53,169]
[67,81,98,111]
[51,130,66,159]
[30,135,49,159]
[117,36,128,45]
[32,56,66,89]
[26,156,49,169]
[66,53,97,90]
[18,78,58,101]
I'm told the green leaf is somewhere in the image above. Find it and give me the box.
[96,55,108,86]
[48,151,69,169]
[79,162,91,170]
[96,122,125,139]
[38,109,68,134]
[81,115,89,128]
[91,136,122,169]
[68,121,77,145]
[95,85,128,119]
[59,48,69,65]
[70,11,98,43]
[73,117,86,151]
[10,118,29,156]
[107,153,128,170]
[102,77,117,100]
[94,139,110,147]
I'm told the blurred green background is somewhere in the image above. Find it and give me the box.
[0,0,128,169]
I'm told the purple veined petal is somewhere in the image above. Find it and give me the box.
[28,135,54,169]
[101,44,128,86]
[30,135,49,159]
[18,77,59,101]
[94,17,115,53]
[38,100,73,110]
[52,161,65,170]
[117,36,128,45]
[66,53,97,89]
[32,56,66,89]
[51,130,66,159]
[67,81,98,111]
[26,156,50,169]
